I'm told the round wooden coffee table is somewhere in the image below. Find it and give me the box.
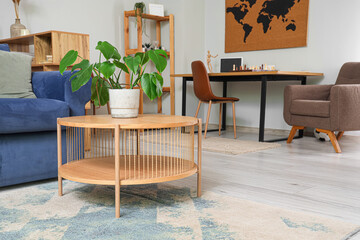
[57,114,202,218]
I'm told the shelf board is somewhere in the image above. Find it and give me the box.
[59,156,197,185]
[0,30,89,44]
[125,48,170,57]
[124,10,169,21]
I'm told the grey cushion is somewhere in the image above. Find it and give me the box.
[0,51,36,98]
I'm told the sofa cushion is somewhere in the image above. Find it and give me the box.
[0,50,36,98]
[290,99,330,118]
[0,44,10,52]
[0,98,69,134]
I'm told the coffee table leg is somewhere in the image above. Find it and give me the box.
[57,124,63,196]
[197,119,202,197]
[115,126,121,218]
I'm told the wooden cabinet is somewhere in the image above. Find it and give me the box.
[124,11,175,115]
[0,30,89,72]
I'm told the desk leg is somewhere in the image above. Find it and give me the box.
[222,81,227,131]
[182,77,187,116]
[259,77,267,142]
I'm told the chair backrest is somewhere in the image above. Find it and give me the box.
[191,61,216,101]
[336,62,360,85]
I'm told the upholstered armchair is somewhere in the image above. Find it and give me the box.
[284,62,360,153]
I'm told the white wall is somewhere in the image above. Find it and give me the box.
[2,1,360,131]
[203,0,360,130]
[0,0,205,116]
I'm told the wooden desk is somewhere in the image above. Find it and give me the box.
[171,71,324,142]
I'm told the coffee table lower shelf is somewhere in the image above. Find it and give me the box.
[59,156,198,185]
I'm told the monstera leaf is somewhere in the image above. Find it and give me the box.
[59,50,78,73]
[91,76,110,106]
[141,72,164,101]
[95,41,121,60]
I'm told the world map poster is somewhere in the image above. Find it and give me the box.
[225,0,309,52]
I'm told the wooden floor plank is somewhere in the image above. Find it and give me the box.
[166,129,360,226]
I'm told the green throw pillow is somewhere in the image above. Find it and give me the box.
[0,50,36,98]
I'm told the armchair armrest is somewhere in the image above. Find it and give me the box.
[330,84,360,131]
[32,71,91,116]
[284,85,333,124]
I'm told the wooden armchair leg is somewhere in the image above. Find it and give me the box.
[337,131,344,141]
[287,126,304,144]
[316,129,342,153]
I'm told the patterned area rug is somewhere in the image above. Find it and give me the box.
[1,181,359,240]
[201,137,281,155]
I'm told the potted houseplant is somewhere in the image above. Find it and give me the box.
[59,41,167,118]
[134,2,146,19]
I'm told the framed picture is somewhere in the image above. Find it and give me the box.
[225,0,309,52]
[220,57,243,72]
[149,3,164,17]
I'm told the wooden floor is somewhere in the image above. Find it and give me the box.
[166,128,360,236]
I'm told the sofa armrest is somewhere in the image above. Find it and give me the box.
[284,85,333,124]
[32,71,68,101]
[32,71,91,116]
[330,84,360,131]
[64,74,91,116]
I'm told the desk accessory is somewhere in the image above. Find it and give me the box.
[149,3,164,17]
[221,57,243,72]
[207,51,218,73]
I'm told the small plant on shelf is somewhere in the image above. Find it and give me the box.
[134,2,146,19]
[59,41,168,109]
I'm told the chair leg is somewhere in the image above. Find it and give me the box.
[337,131,344,141]
[204,101,212,139]
[287,126,305,144]
[219,103,222,136]
[195,101,201,118]
[232,102,236,139]
[316,128,342,153]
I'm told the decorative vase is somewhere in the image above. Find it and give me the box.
[10,19,26,38]
[109,89,140,118]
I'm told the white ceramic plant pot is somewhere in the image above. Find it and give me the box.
[109,89,140,118]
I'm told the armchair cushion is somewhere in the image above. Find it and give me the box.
[0,98,69,134]
[284,85,333,124]
[290,100,330,118]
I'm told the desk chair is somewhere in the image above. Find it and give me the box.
[191,61,239,138]
[284,62,360,153]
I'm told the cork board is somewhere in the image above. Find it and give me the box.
[225,0,309,53]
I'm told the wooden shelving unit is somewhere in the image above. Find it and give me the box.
[0,30,89,72]
[124,10,175,115]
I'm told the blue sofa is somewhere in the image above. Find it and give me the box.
[0,44,91,187]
